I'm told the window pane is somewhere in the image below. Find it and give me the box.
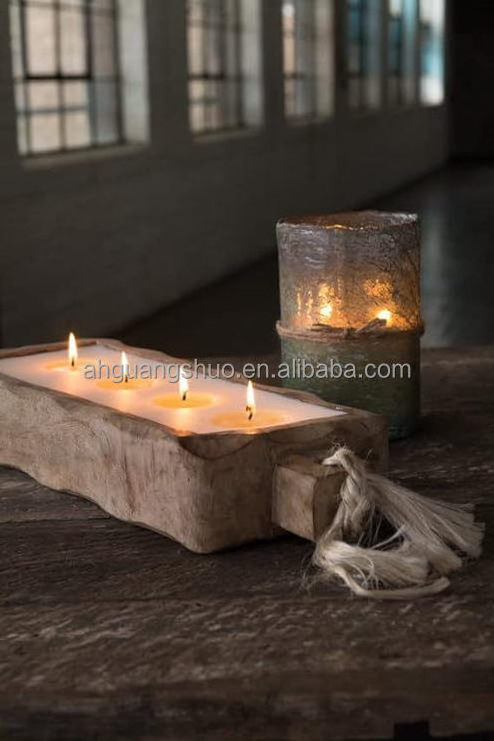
[28,81,59,111]
[62,81,88,107]
[388,0,417,107]
[189,80,207,132]
[205,28,222,75]
[60,6,87,74]
[420,0,445,105]
[206,80,222,129]
[9,1,24,78]
[26,5,57,75]
[347,0,380,111]
[93,80,119,143]
[188,23,203,75]
[187,0,248,133]
[64,111,91,147]
[92,0,115,10]
[30,113,61,153]
[9,0,132,154]
[283,9,296,76]
[92,8,116,77]
[282,0,330,121]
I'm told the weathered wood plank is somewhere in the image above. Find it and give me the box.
[1,667,492,741]
[0,347,493,739]
[0,597,493,738]
[0,467,107,523]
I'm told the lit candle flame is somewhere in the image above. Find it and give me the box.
[377,309,392,326]
[179,367,189,402]
[320,303,333,319]
[68,332,78,369]
[246,380,256,421]
[121,351,129,383]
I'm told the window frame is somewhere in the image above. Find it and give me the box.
[282,0,333,124]
[346,0,368,111]
[418,0,445,106]
[388,0,405,106]
[11,0,124,157]
[187,0,250,136]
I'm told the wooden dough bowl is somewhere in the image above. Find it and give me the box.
[0,340,388,553]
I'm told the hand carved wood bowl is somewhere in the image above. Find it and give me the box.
[0,339,388,552]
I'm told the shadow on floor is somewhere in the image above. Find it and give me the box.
[121,162,494,357]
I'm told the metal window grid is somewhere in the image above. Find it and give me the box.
[389,2,405,105]
[282,0,318,121]
[11,0,123,156]
[347,0,368,110]
[187,0,245,134]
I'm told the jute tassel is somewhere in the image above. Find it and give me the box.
[312,447,484,600]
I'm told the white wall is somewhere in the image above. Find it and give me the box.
[0,0,449,347]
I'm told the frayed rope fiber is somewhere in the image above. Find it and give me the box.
[312,447,484,600]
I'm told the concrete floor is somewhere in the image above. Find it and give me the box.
[122,162,494,357]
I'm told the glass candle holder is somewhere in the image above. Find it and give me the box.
[276,211,422,439]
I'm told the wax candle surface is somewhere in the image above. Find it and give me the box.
[153,393,214,409]
[0,344,345,435]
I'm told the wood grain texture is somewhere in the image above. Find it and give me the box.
[0,339,387,553]
[0,347,493,739]
[272,455,343,540]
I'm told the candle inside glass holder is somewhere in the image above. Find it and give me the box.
[276,211,421,439]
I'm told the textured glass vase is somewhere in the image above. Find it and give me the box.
[276,211,422,439]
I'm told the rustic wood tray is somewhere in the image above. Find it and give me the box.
[0,339,388,552]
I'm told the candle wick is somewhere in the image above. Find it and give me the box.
[181,391,188,402]
[246,406,254,421]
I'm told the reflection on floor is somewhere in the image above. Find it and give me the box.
[121,163,494,357]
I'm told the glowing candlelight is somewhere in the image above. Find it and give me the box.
[153,369,214,409]
[68,332,78,369]
[121,351,129,384]
[246,381,255,420]
[179,367,189,402]
[320,303,333,320]
[44,332,92,372]
[377,309,392,326]
[2,341,340,434]
[95,350,152,391]
[211,380,286,431]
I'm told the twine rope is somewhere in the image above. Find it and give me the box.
[313,447,484,600]
[276,319,424,343]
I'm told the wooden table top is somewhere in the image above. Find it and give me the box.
[1,347,493,740]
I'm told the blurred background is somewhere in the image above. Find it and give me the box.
[1,0,493,357]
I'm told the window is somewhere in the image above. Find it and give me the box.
[419,0,445,105]
[388,0,416,107]
[346,0,380,111]
[187,0,262,135]
[9,0,124,156]
[282,0,333,121]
